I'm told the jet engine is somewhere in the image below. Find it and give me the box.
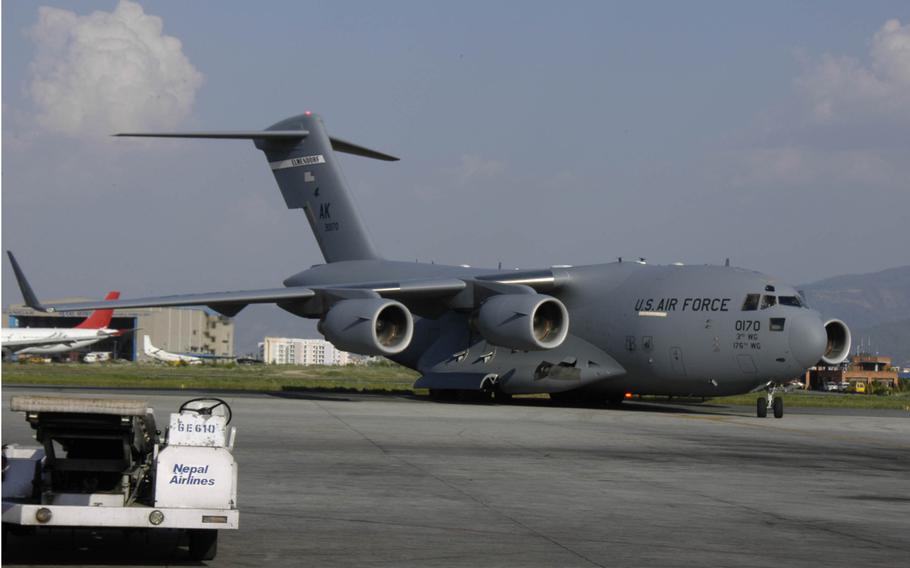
[319,299,413,356]
[820,319,851,365]
[476,294,569,351]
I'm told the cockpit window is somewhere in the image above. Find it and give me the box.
[741,294,760,311]
[760,295,777,310]
[778,296,802,308]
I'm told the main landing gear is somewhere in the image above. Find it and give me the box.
[756,383,784,419]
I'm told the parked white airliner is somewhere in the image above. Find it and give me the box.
[2,292,121,356]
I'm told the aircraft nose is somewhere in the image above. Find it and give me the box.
[789,313,827,369]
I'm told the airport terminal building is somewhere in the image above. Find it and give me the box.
[4,299,234,361]
[807,353,900,391]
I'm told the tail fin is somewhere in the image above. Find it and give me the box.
[143,335,154,354]
[75,291,120,329]
[116,113,397,264]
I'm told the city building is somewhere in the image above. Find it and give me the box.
[4,298,233,361]
[258,337,351,366]
[807,353,900,391]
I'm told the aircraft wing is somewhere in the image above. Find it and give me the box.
[38,287,319,317]
[7,247,466,318]
[18,277,468,318]
[8,251,563,318]
[178,353,237,361]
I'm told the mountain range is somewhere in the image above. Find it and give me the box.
[800,266,910,368]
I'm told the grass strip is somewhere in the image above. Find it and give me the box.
[1,363,418,393]
[3,363,908,410]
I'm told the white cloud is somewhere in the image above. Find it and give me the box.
[796,19,910,124]
[454,154,506,184]
[726,18,910,190]
[27,0,203,137]
[728,146,907,189]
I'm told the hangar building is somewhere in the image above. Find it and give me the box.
[4,299,234,361]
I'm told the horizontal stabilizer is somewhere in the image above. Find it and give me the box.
[114,130,309,140]
[115,131,398,161]
[329,136,399,161]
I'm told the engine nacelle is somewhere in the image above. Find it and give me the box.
[821,318,851,365]
[476,294,569,351]
[319,299,413,356]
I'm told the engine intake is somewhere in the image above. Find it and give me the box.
[319,299,413,356]
[821,319,851,365]
[477,294,569,351]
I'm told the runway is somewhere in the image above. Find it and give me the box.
[3,386,909,567]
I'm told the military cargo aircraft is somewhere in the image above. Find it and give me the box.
[8,112,852,417]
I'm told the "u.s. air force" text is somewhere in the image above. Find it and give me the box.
[634,297,731,312]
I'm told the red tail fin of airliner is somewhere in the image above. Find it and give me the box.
[74,291,120,329]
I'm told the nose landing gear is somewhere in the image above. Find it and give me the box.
[757,383,784,418]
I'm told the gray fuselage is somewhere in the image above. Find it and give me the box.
[285,259,828,397]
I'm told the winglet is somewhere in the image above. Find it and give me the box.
[6,251,45,311]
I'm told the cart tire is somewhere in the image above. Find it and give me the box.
[188,529,218,560]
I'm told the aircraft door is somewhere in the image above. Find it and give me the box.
[669,346,686,376]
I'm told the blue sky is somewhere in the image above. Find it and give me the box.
[3,1,909,351]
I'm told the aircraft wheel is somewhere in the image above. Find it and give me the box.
[605,394,625,407]
[429,389,456,401]
[549,392,569,404]
[493,390,513,404]
[773,397,784,419]
[188,529,218,561]
[756,397,768,418]
[550,391,582,405]
[457,390,492,403]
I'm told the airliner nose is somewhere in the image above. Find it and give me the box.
[789,314,827,368]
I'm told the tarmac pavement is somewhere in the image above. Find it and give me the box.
[2,386,908,567]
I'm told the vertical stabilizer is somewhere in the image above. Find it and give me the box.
[74,291,120,329]
[143,335,154,355]
[116,113,398,264]
[255,113,386,263]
